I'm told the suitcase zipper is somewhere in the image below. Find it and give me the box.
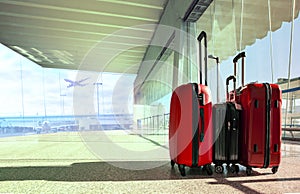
[191,83,206,167]
[263,83,271,168]
[192,83,199,167]
[226,104,231,161]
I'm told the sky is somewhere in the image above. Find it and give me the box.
[0,45,136,117]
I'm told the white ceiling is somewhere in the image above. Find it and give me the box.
[0,0,169,74]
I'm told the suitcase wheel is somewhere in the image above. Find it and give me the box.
[234,164,239,173]
[246,167,252,176]
[228,164,239,173]
[215,165,224,174]
[171,160,175,168]
[178,164,186,176]
[204,164,213,175]
[272,166,278,174]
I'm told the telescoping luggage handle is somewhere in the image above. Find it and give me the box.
[226,75,236,102]
[208,55,220,103]
[197,31,208,86]
[197,31,208,142]
[233,51,246,87]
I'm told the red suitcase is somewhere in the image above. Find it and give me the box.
[233,52,282,175]
[169,31,213,176]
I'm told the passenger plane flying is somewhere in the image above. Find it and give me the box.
[64,78,89,88]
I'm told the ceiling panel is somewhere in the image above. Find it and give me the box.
[0,0,169,74]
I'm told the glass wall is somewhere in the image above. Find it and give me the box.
[133,48,174,142]
[196,0,300,131]
[133,0,300,141]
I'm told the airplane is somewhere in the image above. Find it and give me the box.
[64,77,89,88]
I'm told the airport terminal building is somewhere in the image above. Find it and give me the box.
[0,0,299,193]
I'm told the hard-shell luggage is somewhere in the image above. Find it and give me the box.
[169,31,213,176]
[233,52,282,175]
[213,75,241,174]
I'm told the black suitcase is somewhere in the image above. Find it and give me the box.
[213,75,241,173]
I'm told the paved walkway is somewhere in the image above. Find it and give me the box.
[0,130,299,193]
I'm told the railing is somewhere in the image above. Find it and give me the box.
[137,113,169,135]
[282,127,300,141]
[136,115,300,144]
[135,113,170,146]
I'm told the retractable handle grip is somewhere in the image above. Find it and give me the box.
[226,75,236,86]
[226,75,236,101]
[197,31,208,86]
[233,52,246,63]
[233,51,246,87]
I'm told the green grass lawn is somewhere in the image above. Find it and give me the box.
[0,130,169,167]
[0,132,99,167]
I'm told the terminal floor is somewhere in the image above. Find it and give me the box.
[0,130,299,193]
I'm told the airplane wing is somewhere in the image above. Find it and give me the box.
[78,77,89,83]
[64,79,74,83]
[64,77,89,88]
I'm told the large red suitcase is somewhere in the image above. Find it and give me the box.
[169,31,213,176]
[233,52,282,175]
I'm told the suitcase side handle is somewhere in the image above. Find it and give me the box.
[233,51,246,86]
[197,31,208,86]
[226,75,236,102]
[199,108,205,142]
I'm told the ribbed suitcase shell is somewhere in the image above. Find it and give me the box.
[237,83,282,171]
[213,103,240,165]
